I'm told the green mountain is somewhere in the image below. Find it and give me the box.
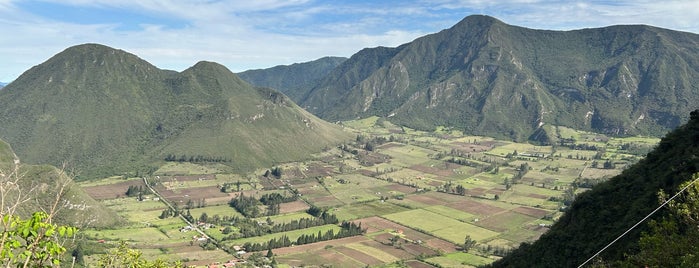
[237,56,346,100]
[0,44,350,180]
[0,138,123,228]
[487,110,699,267]
[299,15,699,141]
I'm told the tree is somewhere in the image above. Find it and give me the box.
[621,174,699,267]
[0,212,77,267]
[0,163,78,268]
[462,235,477,252]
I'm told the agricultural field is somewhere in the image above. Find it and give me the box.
[76,119,658,267]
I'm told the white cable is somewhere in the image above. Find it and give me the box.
[578,174,699,268]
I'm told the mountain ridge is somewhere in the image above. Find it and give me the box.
[237,56,346,100]
[0,43,350,179]
[292,15,699,141]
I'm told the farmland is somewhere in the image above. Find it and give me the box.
[77,117,658,267]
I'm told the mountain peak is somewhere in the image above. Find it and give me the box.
[451,14,505,30]
[188,60,232,73]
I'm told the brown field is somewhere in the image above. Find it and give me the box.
[512,206,550,218]
[407,260,436,268]
[405,194,447,206]
[155,185,229,204]
[304,162,336,177]
[279,200,310,214]
[451,141,494,152]
[267,236,369,255]
[446,199,506,216]
[402,243,438,256]
[83,179,146,200]
[354,217,457,253]
[425,237,458,253]
[386,184,418,194]
[257,177,278,190]
[282,167,305,180]
[409,164,457,177]
[277,248,362,268]
[335,246,384,266]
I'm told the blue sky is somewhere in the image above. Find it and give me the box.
[1,0,698,82]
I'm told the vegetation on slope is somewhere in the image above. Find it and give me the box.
[237,56,346,100]
[0,139,123,229]
[0,44,351,180]
[299,15,699,141]
[488,110,699,267]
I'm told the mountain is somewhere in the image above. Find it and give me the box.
[298,15,699,141]
[0,82,6,89]
[487,110,699,267]
[0,44,350,180]
[237,56,346,100]
[0,138,123,228]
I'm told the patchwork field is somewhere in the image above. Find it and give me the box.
[76,120,656,267]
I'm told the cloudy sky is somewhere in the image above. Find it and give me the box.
[1,0,698,82]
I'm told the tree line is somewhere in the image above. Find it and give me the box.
[240,221,365,252]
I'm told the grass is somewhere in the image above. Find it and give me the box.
[383,210,499,242]
[426,252,493,267]
[344,242,400,262]
[423,205,477,221]
[225,224,342,246]
[71,117,659,267]
[332,201,412,221]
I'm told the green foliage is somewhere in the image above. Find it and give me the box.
[462,235,477,252]
[489,110,699,267]
[0,212,77,267]
[97,241,184,268]
[615,174,699,267]
[237,56,347,100]
[300,15,699,141]
[0,44,350,180]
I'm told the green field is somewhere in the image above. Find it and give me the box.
[74,119,655,267]
[384,210,499,242]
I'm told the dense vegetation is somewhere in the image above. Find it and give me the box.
[289,15,699,141]
[489,110,699,267]
[237,56,346,100]
[0,44,350,180]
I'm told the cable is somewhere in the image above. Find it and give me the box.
[578,174,699,268]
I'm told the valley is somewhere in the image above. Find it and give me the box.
[76,117,658,267]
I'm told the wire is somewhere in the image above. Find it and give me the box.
[578,174,699,268]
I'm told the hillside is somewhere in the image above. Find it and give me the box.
[0,44,350,180]
[0,138,123,228]
[299,15,699,141]
[488,110,699,267]
[237,56,346,100]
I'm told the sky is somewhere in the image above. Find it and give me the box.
[1,0,698,82]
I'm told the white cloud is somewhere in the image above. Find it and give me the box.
[0,0,698,82]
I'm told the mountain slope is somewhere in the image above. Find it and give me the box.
[0,138,123,228]
[488,110,699,267]
[299,15,699,141]
[237,56,346,100]
[0,44,350,180]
